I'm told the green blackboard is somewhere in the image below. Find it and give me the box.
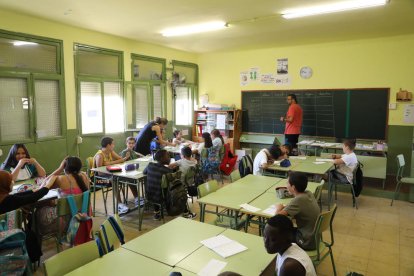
[241,89,389,140]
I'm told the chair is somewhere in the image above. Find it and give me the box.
[314,180,324,211]
[43,240,101,276]
[229,170,241,183]
[197,180,220,222]
[200,146,224,184]
[86,157,112,216]
[391,154,414,206]
[306,204,338,276]
[139,176,166,225]
[183,165,198,203]
[328,162,359,209]
[97,214,124,254]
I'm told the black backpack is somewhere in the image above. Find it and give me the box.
[185,165,204,197]
[238,155,253,177]
[353,162,364,197]
[162,171,188,216]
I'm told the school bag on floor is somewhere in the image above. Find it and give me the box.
[220,143,238,176]
[65,191,93,246]
[238,155,253,177]
[162,171,188,216]
[184,164,204,197]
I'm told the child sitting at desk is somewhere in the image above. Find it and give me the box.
[330,139,358,184]
[0,143,46,182]
[253,145,282,175]
[120,137,142,207]
[143,149,196,220]
[169,146,197,183]
[94,136,130,214]
[172,130,192,145]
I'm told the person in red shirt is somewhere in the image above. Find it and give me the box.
[280,94,303,154]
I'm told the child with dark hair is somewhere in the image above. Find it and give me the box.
[275,171,320,250]
[120,137,144,160]
[200,132,221,176]
[169,146,197,182]
[264,214,316,276]
[211,129,224,147]
[330,139,358,184]
[281,144,292,158]
[143,150,195,220]
[253,145,282,175]
[94,136,130,214]
[0,143,46,181]
[172,130,192,145]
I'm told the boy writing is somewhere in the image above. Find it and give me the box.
[253,145,282,175]
[330,139,358,184]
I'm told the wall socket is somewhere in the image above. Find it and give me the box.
[389,103,397,110]
[76,136,83,144]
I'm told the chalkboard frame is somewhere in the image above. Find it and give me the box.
[241,88,389,140]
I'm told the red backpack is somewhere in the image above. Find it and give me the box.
[220,143,238,175]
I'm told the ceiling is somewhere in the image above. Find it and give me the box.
[0,0,413,53]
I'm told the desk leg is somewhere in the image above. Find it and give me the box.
[328,173,332,211]
[113,176,118,215]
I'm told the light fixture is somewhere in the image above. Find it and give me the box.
[281,0,389,19]
[161,21,227,37]
[13,41,38,46]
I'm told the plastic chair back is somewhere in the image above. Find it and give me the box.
[86,157,94,178]
[197,180,219,198]
[316,204,337,234]
[56,193,85,217]
[229,170,241,183]
[44,240,100,276]
[314,180,324,202]
[98,215,124,254]
[396,154,405,181]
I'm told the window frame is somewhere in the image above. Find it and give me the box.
[0,30,65,145]
[75,44,124,136]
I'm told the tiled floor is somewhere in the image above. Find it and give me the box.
[35,181,414,276]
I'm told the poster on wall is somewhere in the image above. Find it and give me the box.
[277,58,288,74]
[275,75,291,86]
[249,67,260,82]
[403,104,414,124]
[240,71,249,86]
[260,73,275,84]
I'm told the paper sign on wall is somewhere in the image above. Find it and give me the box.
[240,71,249,86]
[249,67,260,81]
[403,104,414,123]
[260,73,275,84]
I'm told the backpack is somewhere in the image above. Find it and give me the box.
[162,171,188,216]
[220,143,238,176]
[0,210,30,275]
[185,164,204,197]
[65,191,93,247]
[353,162,364,197]
[238,155,253,177]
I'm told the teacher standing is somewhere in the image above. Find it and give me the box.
[133,117,175,156]
[280,94,303,154]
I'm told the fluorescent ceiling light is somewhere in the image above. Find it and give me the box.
[281,0,388,19]
[161,21,227,37]
[13,41,38,46]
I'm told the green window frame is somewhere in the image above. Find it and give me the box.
[0,30,65,144]
[126,54,167,130]
[172,60,198,127]
[74,44,124,135]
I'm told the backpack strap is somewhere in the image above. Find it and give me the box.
[81,191,90,214]
[95,236,105,257]
[67,196,78,216]
[100,224,114,252]
[107,216,125,245]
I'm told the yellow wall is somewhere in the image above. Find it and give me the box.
[198,34,414,126]
[0,9,197,129]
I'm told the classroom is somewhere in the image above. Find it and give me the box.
[0,0,413,275]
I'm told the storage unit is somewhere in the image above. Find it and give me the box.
[192,109,242,151]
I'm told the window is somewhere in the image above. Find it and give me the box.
[75,44,124,134]
[172,60,198,126]
[0,31,64,143]
[126,54,166,129]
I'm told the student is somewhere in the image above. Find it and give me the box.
[133,117,175,156]
[143,150,196,220]
[200,132,221,176]
[94,136,130,214]
[281,144,292,159]
[211,129,224,148]
[252,145,282,175]
[169,146,197,183]
[275,172,320,250]
[330,139,358,184]
[263,214,317,276]
[0,170,54,214]
[172,130,191,145]
[0,144,46,182]
[120,137,142,207]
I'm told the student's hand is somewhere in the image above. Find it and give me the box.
[58,157,68,170]
[17,158,30,168]
[275,203,284,212]
[280,116,284,122]
[124,151,131,160]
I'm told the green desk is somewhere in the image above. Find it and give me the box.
[290,156,334,175]
[66,248,173,276]
[230,174,282,191]
[267,179,321,194]
[176,228,275,276]
[122,217,226,266]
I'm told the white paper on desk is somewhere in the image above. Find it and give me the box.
[262,205,277,216]
[273,161,281,165]
[315,158,334,162]
[137,157,151,161]
[41,189,58,200]
[290,156,307,160]
[216,114,226,130]
[201,235,233,249]
[240,203,261,212]
[313,161,326,165]
[198,259,227,276]
[213,241,247,258]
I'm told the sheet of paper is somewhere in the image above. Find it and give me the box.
[240,203,261,212]
[137,157,151,161]
[198,259,227,276]
[216,114,226,130]
[313,161,326,165]
[262,205,277,216]
[201,235,233,249]
[290,156,307,160]
[273,161,281,165]
[315,158,334,162]
[212,241,248,258]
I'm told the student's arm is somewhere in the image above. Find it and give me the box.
[152,125,175,146]
[43,175,58,190]
[168,162,179,169]
[9,158,30,181]
[49,158,68,176]
[80,172,91,189]
[333,158,345,165]
[110,151,129,164]
[280,258,306,276]
[275,204,289,216]
[29,158,46,177]
[3,187,50,211]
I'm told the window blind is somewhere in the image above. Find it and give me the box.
[34,80,61,138]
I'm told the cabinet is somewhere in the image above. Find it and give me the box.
[192,109,242,151]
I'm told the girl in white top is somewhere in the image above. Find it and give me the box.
[172,130,193,145]
[210,129,224,148]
